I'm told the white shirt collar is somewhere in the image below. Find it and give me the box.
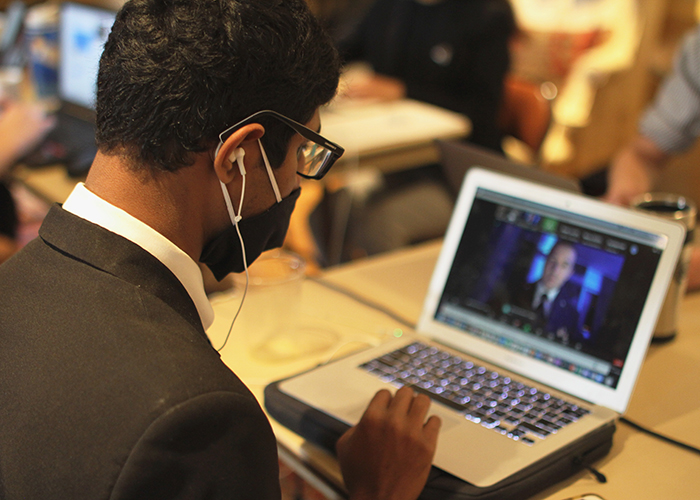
[62,183,215,330]
[534,281,560,305]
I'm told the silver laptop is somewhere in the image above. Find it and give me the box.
[277,167,684,486]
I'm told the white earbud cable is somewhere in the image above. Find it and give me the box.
[216,173,248,352]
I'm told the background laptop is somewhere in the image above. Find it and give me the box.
[274,167,684,486]
[24,2,116,176]
[437,139,581,196]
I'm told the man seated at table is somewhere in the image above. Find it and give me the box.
[337,0,516,152]
[0,1,440,499]
[308,0,517,262]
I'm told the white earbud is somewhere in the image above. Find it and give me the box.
[220,147,247,227]
[229,148,246,176]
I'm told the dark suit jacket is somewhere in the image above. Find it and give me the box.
[512,281,581,340]
[0,206,281,499]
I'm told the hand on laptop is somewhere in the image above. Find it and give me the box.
[336,386,441,500]
[0,99,56,177]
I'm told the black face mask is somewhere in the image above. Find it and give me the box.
[200,187,301,281]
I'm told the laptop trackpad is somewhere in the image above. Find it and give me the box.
[338,398,462,432]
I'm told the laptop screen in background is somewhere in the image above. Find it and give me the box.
[435,188,665,390]
[58,2,116,111]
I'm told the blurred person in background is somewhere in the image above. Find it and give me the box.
[312,0,516,260]
[337,0,515,152]
[604,24,700,290]
[0,99,55,263]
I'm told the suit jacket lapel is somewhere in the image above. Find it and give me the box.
[39,204,207,338]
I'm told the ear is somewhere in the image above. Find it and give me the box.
[213,123,265,184]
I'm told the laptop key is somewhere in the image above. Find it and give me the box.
[538,418,562,431]
[518,421,551,438]
[481,417,500,428]
[508,428,528,440]
[361,343,590,445]
[410,384,469,412]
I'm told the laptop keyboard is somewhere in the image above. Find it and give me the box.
[359,342,590,446]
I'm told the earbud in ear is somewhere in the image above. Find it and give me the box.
[228,148,246,176]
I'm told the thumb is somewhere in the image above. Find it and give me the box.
[336,425,356,455]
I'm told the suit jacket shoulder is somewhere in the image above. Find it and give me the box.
[0,206,280,499]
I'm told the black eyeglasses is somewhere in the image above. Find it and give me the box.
[215,109,345,180]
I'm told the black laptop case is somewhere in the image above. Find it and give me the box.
[265,379,614,500]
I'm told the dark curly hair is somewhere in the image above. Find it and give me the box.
[95,0,341,172]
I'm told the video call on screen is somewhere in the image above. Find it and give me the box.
[436,189,663,389]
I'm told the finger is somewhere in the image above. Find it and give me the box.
[423,415,442,439]
[356,389,396,434]
[360,389,392,420]
[335,424,356,454]
[423,415,442,443]
[406,392,432,423]
[387,385,415,414]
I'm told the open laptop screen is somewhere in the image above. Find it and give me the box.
[434,187,666,390]
[58,2,116,112]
